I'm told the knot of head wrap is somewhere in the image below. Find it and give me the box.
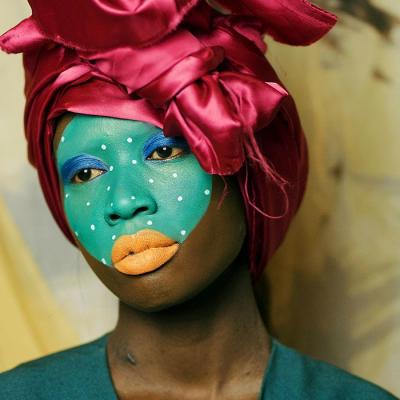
[80,20,290,176]
[0,0,336,279]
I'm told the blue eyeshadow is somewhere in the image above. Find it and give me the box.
[143,132,190,160]
[61,154,109,183]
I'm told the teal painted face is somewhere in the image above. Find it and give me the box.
[56,115,212,273]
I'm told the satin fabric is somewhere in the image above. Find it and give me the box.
[0,0,336,278]
[24,0,336,50]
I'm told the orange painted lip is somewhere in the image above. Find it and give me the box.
[111,229,179,275]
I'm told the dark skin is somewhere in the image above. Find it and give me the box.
[54,115,270,399]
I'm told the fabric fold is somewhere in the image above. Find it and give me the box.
[0,17,47,54]
[213,0,337,45]
[164,74,288,175]
[28,0,200,50]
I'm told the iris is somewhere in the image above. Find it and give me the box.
[157,146,173,158]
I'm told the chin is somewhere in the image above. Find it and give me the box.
[81,246,230,313]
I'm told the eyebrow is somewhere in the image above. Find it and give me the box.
[143,132,190,159]
[61,154,109,183]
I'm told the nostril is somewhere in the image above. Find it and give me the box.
[110,214,120,221]
[133,206,149,217]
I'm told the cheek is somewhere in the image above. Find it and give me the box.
[63,179,113,266]
[148,156,213,244]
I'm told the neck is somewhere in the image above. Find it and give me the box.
[108,261,270,397]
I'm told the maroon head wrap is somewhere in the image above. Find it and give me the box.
[0,0,336,279]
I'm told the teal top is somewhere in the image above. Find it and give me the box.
[0,335,397,399]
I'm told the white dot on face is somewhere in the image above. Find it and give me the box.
[90,224,96,231]
[112,235,116,241]
[101,258,107,264]
[61,136,65,143]
[107,186,111,192]
[147,220,153,226]
[177,196,183,202]
[86,202,91,207]
[101,144,107,150]
[149,178,154,184]
[204,189,211,196]
[172,173,178,178]
[74,231,79,237]
[127,137,133,143]
[180,230,187,236]
[131,160,137,165]
[65,193,70,199]
[110,203,114,207]
[109,166,114,172]
[131,196,136,200]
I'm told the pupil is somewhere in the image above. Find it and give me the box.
[156,146,172,158]
[77,169,92,181]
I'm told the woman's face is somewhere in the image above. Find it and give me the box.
[55,114,247,311]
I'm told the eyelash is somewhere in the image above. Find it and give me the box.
[143,134,189,160]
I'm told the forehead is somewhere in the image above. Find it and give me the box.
[63,115,159,140]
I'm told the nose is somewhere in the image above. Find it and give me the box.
[104,191,158,226]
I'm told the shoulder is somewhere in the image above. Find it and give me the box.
[0,335,115,400]
[262,339,398,400]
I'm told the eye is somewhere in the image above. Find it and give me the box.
[143,133,190,161]
[147,146,186,161]
[72,168,106,184]
[61,154,109,185]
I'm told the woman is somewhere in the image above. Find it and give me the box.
[0,0,397,398]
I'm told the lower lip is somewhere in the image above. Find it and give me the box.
[113,244,179,275]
